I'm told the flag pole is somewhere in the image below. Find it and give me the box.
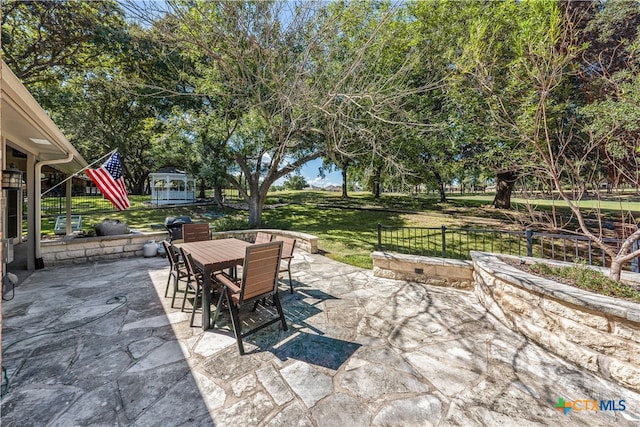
[40,149,118,197]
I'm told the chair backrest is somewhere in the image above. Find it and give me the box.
[182,223,210,243]
[254,231,272,244]
[163,240,179,268]
[239,241,283,302]
[274,236,296,259]
[179,248,201,282]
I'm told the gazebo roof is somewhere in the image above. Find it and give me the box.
[154,167,187,174]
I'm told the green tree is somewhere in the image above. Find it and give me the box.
[152,106,234,202]
[318,1,436,199]
[149,1,330,226]
[283,175,308,191]
[398,0,492,204]
[2,0,127,85]
[2,2,193,194]
[143,0,429,225]
[459,0,640,281]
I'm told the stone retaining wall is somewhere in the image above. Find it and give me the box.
[40,229,319,268]
[371,251,473,290]
[372,249,640,392]
[471,251,640,392]
[41,231,168,266]
[210,229,318,254]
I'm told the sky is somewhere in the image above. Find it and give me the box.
[299,158,342,188]
[274,158,342,188]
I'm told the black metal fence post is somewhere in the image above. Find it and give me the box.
[526,229,533,257]
[441,225,447,258]
[377,223,382,251]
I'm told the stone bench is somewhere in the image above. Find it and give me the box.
[371,251,473,290]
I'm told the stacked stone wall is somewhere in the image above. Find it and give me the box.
[372,250,640,392]
[40,228,318,267]
[41,231,168,265]
[371,251,473,290]
[472,251,640,392]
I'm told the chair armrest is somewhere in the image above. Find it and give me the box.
[214,272,241,293]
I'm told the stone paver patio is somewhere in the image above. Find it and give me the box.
[3,251,640,426]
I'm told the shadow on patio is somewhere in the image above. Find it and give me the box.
[1,257,217,426]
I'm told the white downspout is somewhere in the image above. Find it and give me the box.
[34,153,73,267]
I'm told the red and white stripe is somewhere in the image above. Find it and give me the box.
[86,167,130,211]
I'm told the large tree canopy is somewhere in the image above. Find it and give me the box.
[2,0,126,85]
[4,0,640,276]
[140,0,430,225]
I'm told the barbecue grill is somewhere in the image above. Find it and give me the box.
[164,216,192,241]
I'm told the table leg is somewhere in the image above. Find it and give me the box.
[202,266,213,330]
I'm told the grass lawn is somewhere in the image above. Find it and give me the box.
[453,194,640,213]
[38,190,640,269]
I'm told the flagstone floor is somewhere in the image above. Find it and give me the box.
[2,251,640,426]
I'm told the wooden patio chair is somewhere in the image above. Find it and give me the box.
[179,247,207,327]
[274,236,296,294]
[254,231,272,244]
[162,240,190,308]
[182,223,210,243]
[212,241,287,355]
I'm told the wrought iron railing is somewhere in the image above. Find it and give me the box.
[377,224,639,272]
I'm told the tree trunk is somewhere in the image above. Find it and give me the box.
[199,179,206,199]
[434,171,447,203]
[132,176,146,195]
[248,191,265,227]
[373,166,382,198]
[213,185,223,206]
[341,167,349,199]
[609,258,623,282]
[493,170,518,209]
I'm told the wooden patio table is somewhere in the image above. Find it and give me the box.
[175,238,252,330]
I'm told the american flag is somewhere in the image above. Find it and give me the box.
[86,151,130,211]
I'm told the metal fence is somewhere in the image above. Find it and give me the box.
[42,194,107,215]
[39,187,247,217]
[377,224,640,272]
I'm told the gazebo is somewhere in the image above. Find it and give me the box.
[150,168,196,205]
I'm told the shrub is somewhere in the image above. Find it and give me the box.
[530,262,640,302]
[211,217,250,231]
